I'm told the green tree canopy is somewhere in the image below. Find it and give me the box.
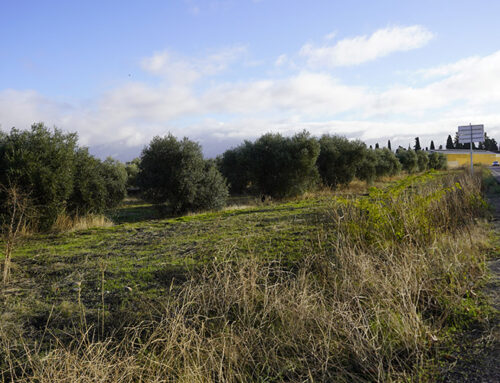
[218,141,254,195]
[316,135,366,188]
[252,131,320,197]
[416,150,429,172]
[0,123,128,230]
[0,124,77,229]
[138,134,228,213]
[396,147,418,173]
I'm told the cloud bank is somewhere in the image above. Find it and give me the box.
[1,25,499,159]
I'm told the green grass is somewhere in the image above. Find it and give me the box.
[1,194,331,323]
[0,170,496,382]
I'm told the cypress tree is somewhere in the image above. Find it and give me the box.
[387,140,392,151]
[430,140,435,150]
[446,135,454,149]
[414,137,421,151]
[453,133,464,149]
[375,143,379,149]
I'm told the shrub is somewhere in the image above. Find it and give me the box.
[396,147,418,173]
[192,160,229,211]
[138,134,228,213]
[317,135,367,188]
[125,158,140,189]
[100,158,128,209]
[416,150,429,172]
[0,124,77,229]
[0,124,127,230]
[68,148,108,215]
[356,148,377,184]
[374,148,402,178]
[218,141,254,195]
[251,131,320,198]
[428,152,447,170]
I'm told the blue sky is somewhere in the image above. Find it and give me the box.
[2,0,500,159]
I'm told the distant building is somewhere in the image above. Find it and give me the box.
[431,149,500,168]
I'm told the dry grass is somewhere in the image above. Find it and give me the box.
[0,171,492,382]
[51,213,113,233]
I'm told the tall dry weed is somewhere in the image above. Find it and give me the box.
[51,213,113,233]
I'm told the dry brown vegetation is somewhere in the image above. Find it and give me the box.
[51,213,114,233]
[0,171,494,382]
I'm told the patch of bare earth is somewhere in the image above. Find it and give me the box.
[440,193,500,382]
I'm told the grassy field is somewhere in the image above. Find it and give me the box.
[0,171,497,382]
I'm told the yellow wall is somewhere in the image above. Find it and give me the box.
[445,152,500,168]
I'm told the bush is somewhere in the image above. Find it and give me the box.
[374,148,401,178]
[356,148,377,184]
[0,124,127,230]
[317,135,367,188]
[428,152,447,170]
[192,160,229,211]
[138,134,228,213]
[0,124,77,229]
[396,147,418,173]
[251,131,320,198]
[416,150,429,172]
[101,158,128,209]
[125,158,140,189]
[68,148,108,215]
[218,141,254,195]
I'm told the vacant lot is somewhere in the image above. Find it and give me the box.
[1,171,497,382]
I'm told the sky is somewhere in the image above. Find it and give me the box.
[2,0,500,160]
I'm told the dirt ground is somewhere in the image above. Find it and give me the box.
[440,193,500,382]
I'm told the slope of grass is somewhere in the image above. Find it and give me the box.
[0,170,496,382]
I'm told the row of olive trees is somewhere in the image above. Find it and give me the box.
[2,126,446,228]
[395,147,447,173]
[217,133,447,197]
[0,124,127,231]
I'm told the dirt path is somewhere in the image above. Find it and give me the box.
[440,193,500,382]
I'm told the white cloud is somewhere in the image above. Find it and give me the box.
[202,72,370,116]
[300,25,434,67]
[324,31,337,41]
[4,44,500,159]
[275,54,288,67]
[141,45,247,85]
[417,56,481,79]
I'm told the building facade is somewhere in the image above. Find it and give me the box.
[432,149,500,168]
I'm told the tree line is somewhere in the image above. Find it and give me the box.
[1,124,448,231]
[445,132,499,151]
[216,133,446,199]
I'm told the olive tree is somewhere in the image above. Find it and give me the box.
[251,131,320,198]
[428,152,447,170]
[218,141,254,195]
[0,124,128,230]
[374,148,401,178]
[138,134,228,213]
[317,135,367,188]
[416,150,429,172]
[0,124,77,229]
[396,147,419,173]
